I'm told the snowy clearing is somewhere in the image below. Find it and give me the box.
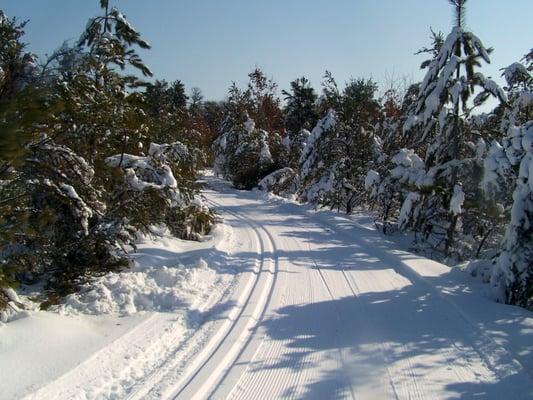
[1,172,532,399]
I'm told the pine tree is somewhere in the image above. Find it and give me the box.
[282,77,318,135]
[1,1,213,307]
[298,109,339,205]
[397,0,506,256]
[483,50,532,307]
[213,71,285,189]
[214,114,276,189]
[0,10,42,162]
[280,77,318,169]
[298,73,381,212]
[365,86,413,232]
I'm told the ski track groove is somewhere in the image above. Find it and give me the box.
[228,233,315,400]
[166,198,278,400]
[212,203,281,400]
[120,213,260,400]
[222,224,290,400]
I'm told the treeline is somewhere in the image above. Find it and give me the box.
[0,1,217,314]
[213,2,532,308]
[0,0,531,315]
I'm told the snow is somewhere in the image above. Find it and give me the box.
[57,258,217,316]
[258,167,296,193]
[0,312,148,400]
[2,172,532,399]
[0,288,28,324]
[503,62,530,86]
[258,130,272,164]
[449,184,465,215]
[364,169,380,191]
[398,191,420,230]
[244,116,255,133]
[106,150,179,191]
[299,109,337,178]
[59,183,93,235]
[0,219,236,399]
[390,148,431,188]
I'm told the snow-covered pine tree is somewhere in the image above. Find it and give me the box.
[397,0,507,256]
[246,68,285,134]
[281,77,319,167]
[1,1,213,306]
[298,108,339,205]
[299,74,381,212]
[0,10,42,162]
[365,86,414,232]
[483,50,532,307]
[0,0,157,299]
[0,11,64,297]
[213,71,284,189]
[213,113,275,189]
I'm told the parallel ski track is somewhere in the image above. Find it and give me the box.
[165,199,278,400]
[226,231,315,400]
[123,198,267,400]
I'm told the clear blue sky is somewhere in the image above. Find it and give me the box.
[3,0,532,100]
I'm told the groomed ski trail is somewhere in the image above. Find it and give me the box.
[185,174,532,400]
[23,173,533,400]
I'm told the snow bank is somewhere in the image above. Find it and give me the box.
[258,167,298,197]
[57,259,216,316]
[54,223,231,317]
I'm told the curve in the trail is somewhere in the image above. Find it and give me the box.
[125,205,265,400]
[201,175,533,400]
[169,199,278,400]
[24,174,533,400]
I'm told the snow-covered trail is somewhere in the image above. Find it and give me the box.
[171,174,533,400]
[17,174,533,400]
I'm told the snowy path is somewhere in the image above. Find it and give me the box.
[17,174,533,400]
[172,175,533,400]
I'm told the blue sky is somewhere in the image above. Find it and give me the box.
[3,0,532,100]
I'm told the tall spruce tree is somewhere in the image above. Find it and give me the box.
[398,0,506,256]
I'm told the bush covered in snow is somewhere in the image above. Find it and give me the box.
[212,69,287,189]
[258,167,299,198]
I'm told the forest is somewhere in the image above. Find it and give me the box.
[1,0,531,324]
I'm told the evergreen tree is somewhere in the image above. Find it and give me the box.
[282,76,318,135]
[298,74,381,212]
[396,0,506,256]
[213,114,276,189]
[280,77,318,168]
[365,86,413,232]
[483,50,532,307]
[246,68,284,133]
[0,11,42,162]
[1,1,213,307]
[213,71,284,189]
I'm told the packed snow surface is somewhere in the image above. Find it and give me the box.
[2,171,532,399]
